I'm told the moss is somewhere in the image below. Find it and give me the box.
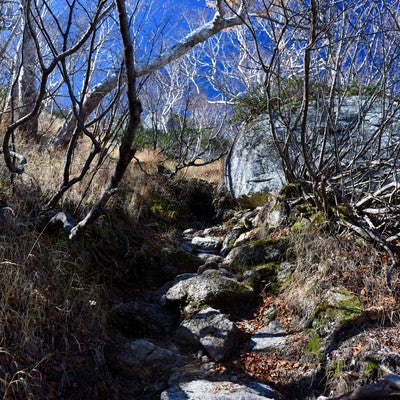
[150,198,179,221]
[247,263,279,293]
[238,193,272,208]
[312,288,362,332]
[228,238,236,247]
[363,360,378,377]
[310,211,328,225]
[294,203,317,217]
[251,237,288,248]
[307,334,322,361]
[279,183,301,199]
[291,209,329,234]
[291,221,306,233]
[330,204,349,218]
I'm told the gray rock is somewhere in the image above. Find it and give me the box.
[225,97,400,200]
[261,307,277,323]
[161,379,280,399]
[180,241,196,253]
[191,236,222,253]
[203,226,224,236]
[161,247,204,279]
[197,254,224,264]
[164,269,254,314]
[250,320,286,351]
[277,262,295,283]
[104,339,181,379]
[312,287,362,339]
[254,198,288,229]
[222,239,287,269]
[198,261,219,274]
[221,225,245,255]
[183,228,197,236]
[176,307,243,361]
[225,116,286,199]
[233,230,254,247]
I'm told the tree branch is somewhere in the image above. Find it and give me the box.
[69,0,141,239]
[50,0,256,148]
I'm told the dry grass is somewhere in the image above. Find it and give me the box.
[0,223,108,398]
[282,224,400,327]
[0,114,226,397]
[177,159,225,184]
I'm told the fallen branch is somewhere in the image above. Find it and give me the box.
[0,148,27,173]
[49,212,75,234]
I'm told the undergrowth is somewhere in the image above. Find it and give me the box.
[283,221,399,326]
[0,130,224,398]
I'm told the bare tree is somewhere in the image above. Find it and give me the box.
[50,0,257,148]
[0,0,258,237]
[234,0,400,292]
[2,0,113,174]
[68,0,141,238]
[16,0,39,138]
[138,48,232,175]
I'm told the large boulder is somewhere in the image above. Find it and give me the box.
[222,238,288,271]
[225,116,285,199]
[104,339,182,379]
[163,269,254,314]
[225,97,400,200]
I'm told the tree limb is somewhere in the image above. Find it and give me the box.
[69,0,141,239]
[50,0,256,148]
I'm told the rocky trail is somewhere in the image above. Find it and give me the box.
[97,190,400,400]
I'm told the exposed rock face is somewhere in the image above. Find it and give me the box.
[225,116,285,199]
[225,97,400,200]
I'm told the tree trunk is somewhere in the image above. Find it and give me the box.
[18,0,39,139]
[50,0,255,148]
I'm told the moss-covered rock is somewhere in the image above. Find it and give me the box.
[245,263,280,293]
[164,269,255,314]
[222,237,288,272]
[312,287,362,337]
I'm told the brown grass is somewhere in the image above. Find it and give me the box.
[176,159,225,184]
[282,224,400,326]
[0,113,226,397]
[0,223,108,398]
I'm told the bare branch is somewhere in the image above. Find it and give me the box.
[50,0,256,147]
